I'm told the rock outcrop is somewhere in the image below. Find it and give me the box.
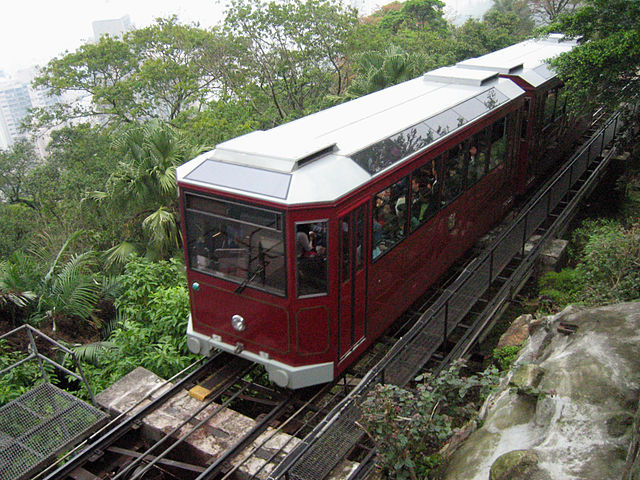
[439,303,640,480]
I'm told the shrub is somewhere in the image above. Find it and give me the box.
[359,362,499,479]
[538,268,585,311]
[75,256,195,395]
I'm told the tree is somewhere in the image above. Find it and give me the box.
[33,18,223,126]
[549,0,640,112]
[486,0,535,36]
[0,233,100,330]
[377,0,447,33]
[345,46,432,98]
[0,140,39,207]
[89,122,204,265]
[530,0,582,24]
[221,0,359,124]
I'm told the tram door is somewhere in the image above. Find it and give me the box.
[338,203,368,361]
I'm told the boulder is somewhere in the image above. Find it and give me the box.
[489,450,551,480]
[497,314,533,349]
[439,303,640,480]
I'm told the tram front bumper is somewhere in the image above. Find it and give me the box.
[186,315,333,389]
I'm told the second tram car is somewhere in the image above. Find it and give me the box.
[178,36,579,389]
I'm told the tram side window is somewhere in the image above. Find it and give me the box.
[544,88,558,125]
[296,221,328,297]
[488,117,507,170]
[468,129,489,186]
[520,98,531,141]
[185,194,286,296]
[442,146,465,207]
[410,158,439,232]
[372,177,408,260]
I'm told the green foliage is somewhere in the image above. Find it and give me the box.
[539,212,640,310]
[222,0,359,124]
[492,345,522,371]
[79,256,194,394]
[0,204,40,259]
[33,18,221,125]
[378,0,447,33]
[113,256,185,319]
[538,268,586,311]
[89,121,204,263]
[576,222,640,304]
[360,362,499,479]
[550,0,640,112]
[0,340,55,406]
[0,139,39,208]
[345,45,432,98]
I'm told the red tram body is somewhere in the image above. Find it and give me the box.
[178,36,578,389]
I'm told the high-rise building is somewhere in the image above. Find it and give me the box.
[0,80,32,149]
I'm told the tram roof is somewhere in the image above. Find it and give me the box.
[178,54,532,206]
[457,34,578,87]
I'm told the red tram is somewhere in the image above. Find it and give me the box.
[178,36,578,389]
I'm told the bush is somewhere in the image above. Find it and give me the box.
[539,217,640,309]
[76,256,195,395]
[360,362,499,479]
[538,268,586,311]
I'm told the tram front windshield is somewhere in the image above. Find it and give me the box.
[184,193,286,296]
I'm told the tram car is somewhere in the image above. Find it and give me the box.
[178,36,578,389]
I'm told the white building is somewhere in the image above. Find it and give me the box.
[0,80,32,149]
[92,15,133,39]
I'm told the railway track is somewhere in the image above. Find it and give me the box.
[29,112,624,480]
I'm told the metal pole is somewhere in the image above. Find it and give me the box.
[26,327,49,383]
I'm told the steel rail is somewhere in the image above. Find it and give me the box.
[219,382,336,480]
[38,354,218,480]
[116,361,257,480]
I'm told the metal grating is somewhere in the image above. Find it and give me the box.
[0,383,108,480]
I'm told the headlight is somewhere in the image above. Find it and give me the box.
[231,314,246,332]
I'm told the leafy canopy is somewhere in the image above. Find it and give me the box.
[550,0,640,111]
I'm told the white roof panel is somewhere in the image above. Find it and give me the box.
[457,35,578,87]
[178,52,532,205]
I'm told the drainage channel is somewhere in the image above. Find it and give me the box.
[267,111,625,480]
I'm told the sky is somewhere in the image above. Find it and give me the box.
[0,0,491,76]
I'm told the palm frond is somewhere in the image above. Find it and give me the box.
[105,242,140,270]
[68,341,117,365]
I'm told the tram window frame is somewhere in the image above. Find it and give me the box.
[488,116,508,171]
[409,158,440,232]
[372,177,409,261]
[506,110,520,174]
[544,88,558,126]
[184,192,287,297]
[520,98,531,142]
[442,146,465,207]
[296,220,329,298]
[467,129,489,187]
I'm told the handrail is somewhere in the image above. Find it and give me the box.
[0,324,98,404]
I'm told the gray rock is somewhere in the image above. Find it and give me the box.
[489,450,551,480]
[439,303,640,480]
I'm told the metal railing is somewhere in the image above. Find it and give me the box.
[268,111,624,480]
[0,324,97,405]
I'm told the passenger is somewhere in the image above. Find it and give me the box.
[296,230,313,258]
[468,145,485,183]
